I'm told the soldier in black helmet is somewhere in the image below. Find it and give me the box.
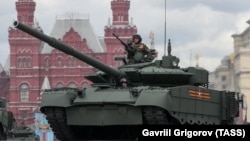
[113,32,157,64]
[131,34,150,54]
[126,34,152,63]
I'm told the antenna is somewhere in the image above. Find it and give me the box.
[164,0,167,56]
[190,49,192,66]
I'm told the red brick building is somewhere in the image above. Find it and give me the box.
[6,0,137,126]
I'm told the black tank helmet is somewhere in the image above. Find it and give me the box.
[132,34,142,43]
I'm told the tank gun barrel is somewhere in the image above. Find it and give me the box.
[13,21,123,79]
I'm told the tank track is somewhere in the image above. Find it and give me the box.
[42,106,170,141]
[42,107,74,141]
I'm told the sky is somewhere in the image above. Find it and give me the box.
[0,0,250,72]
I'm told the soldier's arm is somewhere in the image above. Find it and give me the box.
[143,44,150,53]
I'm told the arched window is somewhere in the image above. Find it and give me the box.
[18,58,22,68]
[20,83,29,102]
[73,58,77,67]
[68,57,76,67]
[69,83,76,88]
[27,58,32,68]
[23,58,27,68]
[67,56,73,67]
[120,15,123,21]
[56,83,63,88]
[57,57,62,67]
[82,82,88,88]
[45,58,49,68]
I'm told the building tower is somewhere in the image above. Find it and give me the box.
[8,0,42,126]
[231,20,250,122]
[104,0,137,67]
[16,0,36,26]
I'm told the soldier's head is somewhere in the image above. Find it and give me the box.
[132,34,142,44]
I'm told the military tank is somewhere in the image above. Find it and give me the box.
[0,97,38,140]
[0,97,16,140]
[13,21,241,141]
[8,126,39,141]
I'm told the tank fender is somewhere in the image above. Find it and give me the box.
[134,89,171,110]
[40,89,77,107]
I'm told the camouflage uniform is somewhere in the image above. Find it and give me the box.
[126,34,151,63]
[131,42,150,55]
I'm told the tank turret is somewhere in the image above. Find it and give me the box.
[13,21,242,141]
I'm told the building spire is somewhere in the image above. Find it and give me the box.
[149,31,155,49]
[15,0,36,26]
[195,54,199,67]
[111,0,130,25]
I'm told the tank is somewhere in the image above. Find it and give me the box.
[8,126,39,141]
[13,21,242,140]
[0,97,38,140]
[0,97,16,140]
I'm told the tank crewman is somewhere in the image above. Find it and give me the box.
[126,34,148,63]
[120,78,128,88]
[131,34,149,52]
[112,33,157,64]
[129,34,150,58]
[127,34,157,63]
